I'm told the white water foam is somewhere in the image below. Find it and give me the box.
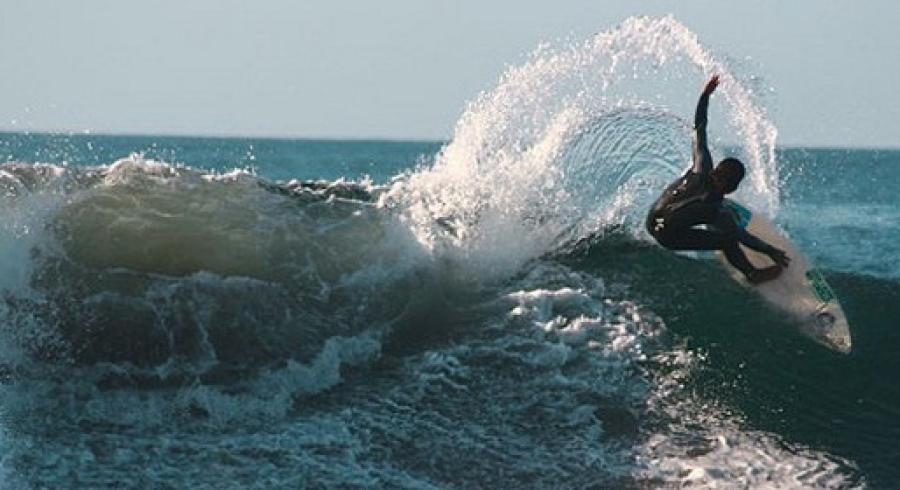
[504,263,858,487]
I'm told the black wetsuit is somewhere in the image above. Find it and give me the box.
[645,90,778,278]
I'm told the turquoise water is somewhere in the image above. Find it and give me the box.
[0,15,898,489]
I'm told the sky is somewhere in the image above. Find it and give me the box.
[0,1,897,148]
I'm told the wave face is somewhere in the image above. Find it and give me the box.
[0,15,893,489]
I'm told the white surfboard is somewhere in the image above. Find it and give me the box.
[716,199,852,354]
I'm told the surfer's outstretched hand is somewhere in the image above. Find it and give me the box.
[769,248,791,268]
[703,75,720,95]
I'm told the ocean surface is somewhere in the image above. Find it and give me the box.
[0,16,898,489]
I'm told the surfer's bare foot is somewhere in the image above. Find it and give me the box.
[747,265,782,285]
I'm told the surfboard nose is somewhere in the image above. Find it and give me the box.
[815,311,852,354]
[830,335,852,354]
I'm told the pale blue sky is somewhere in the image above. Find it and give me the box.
[0,1,897,147]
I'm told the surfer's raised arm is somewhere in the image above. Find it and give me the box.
[691,75,718,175]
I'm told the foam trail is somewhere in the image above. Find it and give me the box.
[391,16,779,280]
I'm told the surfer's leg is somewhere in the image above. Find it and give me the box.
[720,240,757,279]
[720,238,782,284]
[711,212,783,284]
[659,228,758,278]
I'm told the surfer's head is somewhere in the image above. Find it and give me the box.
[711,157,745,194]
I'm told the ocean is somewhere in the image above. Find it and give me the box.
[0,16,898,489]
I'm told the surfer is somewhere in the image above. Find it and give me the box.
[646,75,789,284]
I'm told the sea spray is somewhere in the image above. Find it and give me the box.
[391,15,779,282]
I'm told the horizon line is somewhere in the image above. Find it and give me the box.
[0,128,898,152]
[0,128,446,146]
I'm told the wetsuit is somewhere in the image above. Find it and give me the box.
[645,90,779,278]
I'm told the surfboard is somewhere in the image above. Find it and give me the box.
[716,199,852,354]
